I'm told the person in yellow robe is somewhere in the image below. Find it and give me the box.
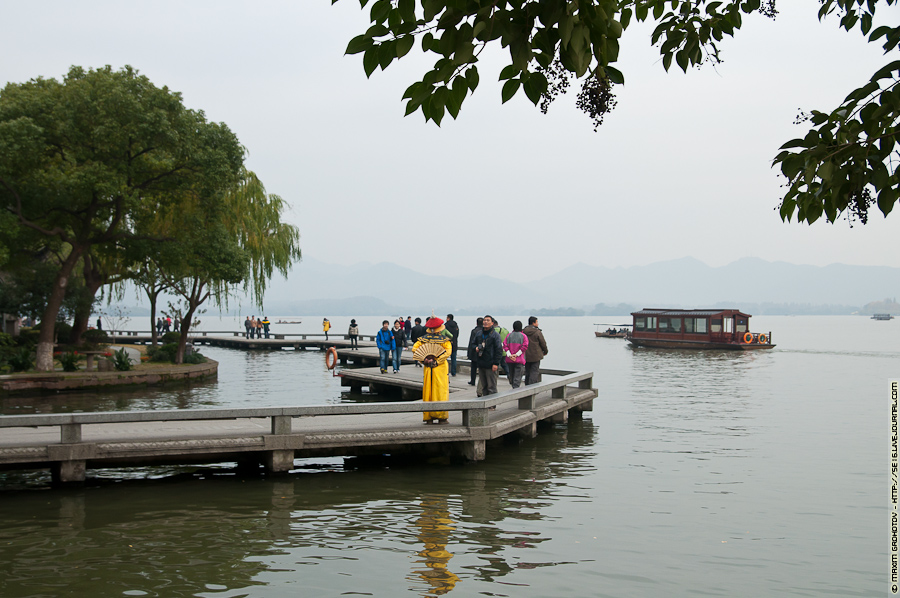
[413,317,453,424]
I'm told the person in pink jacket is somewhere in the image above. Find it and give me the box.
[502,320,529,389]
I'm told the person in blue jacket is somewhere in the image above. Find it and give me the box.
[376,320,396,374]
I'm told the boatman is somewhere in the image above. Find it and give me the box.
[413,317,453,425]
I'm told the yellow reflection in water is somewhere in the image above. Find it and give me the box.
[411,496,460,596]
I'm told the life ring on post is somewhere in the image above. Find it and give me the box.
[325,347,338,370]
[758,334,768,345]
[743,332,754,344]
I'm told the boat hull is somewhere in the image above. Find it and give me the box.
[627,338,775,350]
[595,332,627,338]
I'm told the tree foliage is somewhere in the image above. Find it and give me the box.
[339,0,899,225]
[0,65,245,370]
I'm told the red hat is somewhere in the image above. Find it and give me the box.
[425,317,444,329]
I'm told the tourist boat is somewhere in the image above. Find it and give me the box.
[627,308,774,350]
[871,313,894,320]
[594,324,629,338]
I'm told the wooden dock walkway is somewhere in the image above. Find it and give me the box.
[0,370,596,483]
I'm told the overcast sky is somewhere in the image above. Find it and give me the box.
[3,1,899,281]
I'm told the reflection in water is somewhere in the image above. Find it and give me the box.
[410,496,460,596]
[0,421,597,597]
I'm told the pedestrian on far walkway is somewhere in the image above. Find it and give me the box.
[262,316,271,339]
[444,314,459,376]
[244,316,252,338]
[469,315,502,397]
[348,319,359,349]
[392,320,406,373]
[503,320,529,389]
[465,317,483,385]
[323,318,331,340]
[410,317,425,366]
[376,320,395,374]
[523,316,549,385]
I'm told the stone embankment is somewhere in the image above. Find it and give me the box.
[0,360,217,394]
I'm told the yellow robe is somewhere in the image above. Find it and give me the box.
[413,330,452,421]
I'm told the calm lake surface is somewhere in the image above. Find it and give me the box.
[0,315,894,597]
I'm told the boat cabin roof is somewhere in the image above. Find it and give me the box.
[631,308,752,319]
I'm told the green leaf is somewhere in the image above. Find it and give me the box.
[871,60,900,82]
[345,35,372,55]
[466,66,480,91]
[363,48,379,77]
[675,49,689,72]
[398,0,415,22]
[396,35,415,58]
[523,71,547,105]
[498,65,519,81]
[422,32,434,52]
[370,0,391,22]
[501,78,520,103]
[473,20,487,38]
[605,65,624,85]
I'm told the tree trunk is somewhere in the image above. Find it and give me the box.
[35,250,83,371]
[174,279,207,365]
[69,255,105,346]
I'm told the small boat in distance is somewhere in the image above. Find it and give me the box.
[594,324,629,338]
[627,308,774,350]
[871,313,894,320]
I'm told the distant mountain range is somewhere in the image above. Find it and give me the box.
[242,256,899,315]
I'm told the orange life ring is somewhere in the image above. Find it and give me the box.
[743,332,754,344]
[325,347,338,370]
[758,334,768,344]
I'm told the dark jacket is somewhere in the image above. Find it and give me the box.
[392,327,406,348]
[469,326,502,369]
[444,319,460,349]
[523,325,548,362]
[376,328,395,351]
[410,324,426,344]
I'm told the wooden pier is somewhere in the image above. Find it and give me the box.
[0,370,596,483]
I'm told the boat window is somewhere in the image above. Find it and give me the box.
[711,318,722,333]
[735,318,747,333]
[635,317,645,331]
[724,318,733,333]
[646,317,656,331]
[659,318,682,333]
[684,318,708,334]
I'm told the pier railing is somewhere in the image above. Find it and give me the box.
[112,331,379,341]
[0,370,594,442]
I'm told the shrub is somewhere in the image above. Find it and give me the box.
[111,347,132,371]
[82,329,110,346]
[54,322,73,344]
[15,328,40,349]
[150,343,178,363]
[161,332,181,344]
[8,348,34,372]
[59,351,79,372]
[183,351,206,364]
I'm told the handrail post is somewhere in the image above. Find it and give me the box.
[552,386,566,399]
[60,423,81,444]
[578,376,592,390]
[271,415,291,435]
[518,393,535,410]
[463,407,489,427]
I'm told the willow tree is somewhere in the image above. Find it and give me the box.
[152,169,301,363]
[339,0,899,225]
[0,66,244,370]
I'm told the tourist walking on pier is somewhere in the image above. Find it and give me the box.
[470,315,502,397]
[376,321,395,374]
[523,316,548,385]
[348,319,359,349]
[404,316,412,340]
[156,317,163,335]
[444,314,459,376]
[96,317,102,331]
[413,317,452,424]
[465,317,483,385]
[503,320,529,389]
[244,316,252,338]
[410,318,425,366]
[262,316,271,339]
[323,318,331,340]
[392,320,406,373]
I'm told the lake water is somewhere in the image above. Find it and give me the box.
[0,315,895,597]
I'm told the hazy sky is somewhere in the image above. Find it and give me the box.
[3,1,899,281]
